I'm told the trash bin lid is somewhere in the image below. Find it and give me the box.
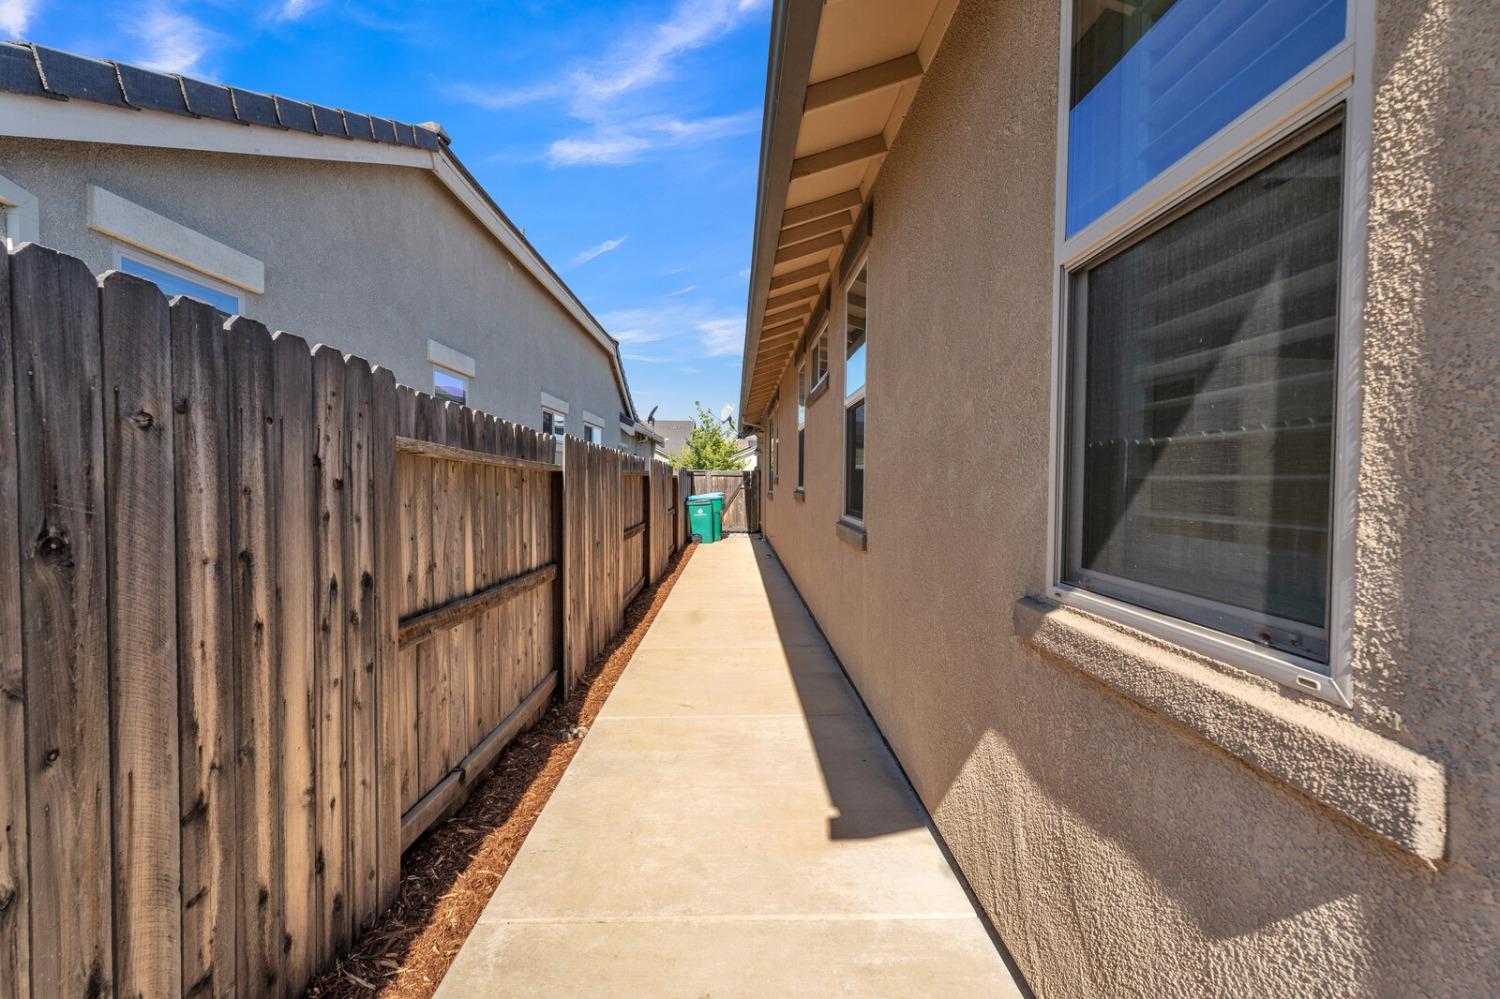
[688,492,725,501]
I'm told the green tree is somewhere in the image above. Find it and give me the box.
[670,402,747,471]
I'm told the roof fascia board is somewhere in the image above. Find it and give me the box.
[738,0,824,433]
[0,91,432,167]
[0,90,640,421]
[429,152,635,418]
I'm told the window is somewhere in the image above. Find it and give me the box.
[119,253,241,313]
[581,413,604,445]
[1066,0,1348,236]
[1052,0,1366,702]
[810,322,829,391]
[1066,118,1343,659]
[541,407,566,437]
[432,365,468,405]
[796,360,807,488]
[767,404,779,490]
[0,174,40,250]
[843,264,867,519]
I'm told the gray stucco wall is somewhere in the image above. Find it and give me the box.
[0,136,649,454]
[760,0,1499,995]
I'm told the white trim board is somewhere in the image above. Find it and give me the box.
[89,184,264,292]
[427,338,476,377]
[0,90,637,420]
[0,172,40,245]
[540,392,569,415]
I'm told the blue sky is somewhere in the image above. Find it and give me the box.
[1,0,771,422]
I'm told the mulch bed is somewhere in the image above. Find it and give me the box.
[304,542,697,998]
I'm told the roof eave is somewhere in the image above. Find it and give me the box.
[737,0,823,435]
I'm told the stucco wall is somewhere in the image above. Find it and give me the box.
[0,137,650,453]
[760,0,1500,995]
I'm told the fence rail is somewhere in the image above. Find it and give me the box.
[0,243,682,999]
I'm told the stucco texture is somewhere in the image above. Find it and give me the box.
[759,0,1500,995]
[0,138,646,450]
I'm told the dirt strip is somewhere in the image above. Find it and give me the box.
[305,542,698,998]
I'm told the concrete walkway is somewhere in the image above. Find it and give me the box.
[437,535,1025,997]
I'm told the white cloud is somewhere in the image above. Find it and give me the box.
[697,317,743,357]
[274,0,321,21]
[452,0,769,166]
[0,0,37,37]
[567,0,769,106]
[548,110,757,166]
[663,285,696,297]
[569,235,628,268]
[131,4,216,75]
[601,301,743,358]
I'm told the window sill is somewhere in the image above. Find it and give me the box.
[793,487,805,502]
[807,376,830,406]
[1013,596,1447,860]
[835,516,866,551]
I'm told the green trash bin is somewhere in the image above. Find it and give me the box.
[687,492,724,543]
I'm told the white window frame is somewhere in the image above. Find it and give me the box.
[427,339,475,405]
[541,392,569,463]
[582,410,606,445]
[113,245,244,314]
[0,174,39,249]
[1043,0,1376,707]
[810,320,830,395]
[89,185,263,298]
[841,251,869,523]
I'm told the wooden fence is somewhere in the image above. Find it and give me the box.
[0,243,681,999]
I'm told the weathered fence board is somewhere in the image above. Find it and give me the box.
[273,330,317,990]
[226,316,285,997]
[311,343,351,966]
[0,248,28,999]
[13,245,114,998]
[345,356,379,933]
[0,242,681,998]
[172,298,237,998]
[103,272,183,999]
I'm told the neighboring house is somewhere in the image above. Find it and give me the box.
[0,41,663,457]
[649,417,756,469]
[741,2,1497,997]
[651,419,697,462]
[732,434,758,470]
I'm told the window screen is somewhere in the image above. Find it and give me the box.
[845,402,864,519]
[1066,119,1343,661]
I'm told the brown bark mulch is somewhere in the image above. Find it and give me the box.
[304,542,697,998]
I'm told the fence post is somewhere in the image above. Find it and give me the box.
[371,367,401,915]
[552,448,568,697]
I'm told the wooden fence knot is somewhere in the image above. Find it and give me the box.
[130,409,155,431]
[0,883,15,913]
[42,747,60,767]
[32,525,71,566]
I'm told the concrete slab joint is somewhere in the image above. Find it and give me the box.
[1013,597,1447,861]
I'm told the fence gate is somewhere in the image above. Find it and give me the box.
[685,470,758,533]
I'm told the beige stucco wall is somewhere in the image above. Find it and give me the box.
[759,0,1500,995]
[0,137,651,453]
